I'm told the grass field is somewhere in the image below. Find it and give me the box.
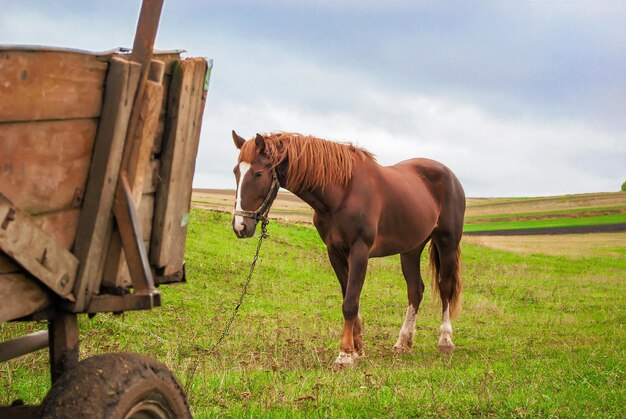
[463,213,626,233]
[193,190,626,235]
[1,209,624,417]
[464,192,626,234]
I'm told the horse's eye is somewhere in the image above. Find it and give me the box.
[254,171,263,178]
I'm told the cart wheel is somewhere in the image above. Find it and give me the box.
[40,352,191,419]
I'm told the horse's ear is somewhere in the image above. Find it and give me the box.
[255,133,266,153]
[232,130,246,149]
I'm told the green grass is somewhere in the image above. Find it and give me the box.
[464,213,626,233]
[465,205,625,223]
[1,209,625,417]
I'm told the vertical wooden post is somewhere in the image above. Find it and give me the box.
[150,58,208,275]
[69,58,141,312]
[48,311,79,383]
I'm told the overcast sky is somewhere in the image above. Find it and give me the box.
[2,1,625,197]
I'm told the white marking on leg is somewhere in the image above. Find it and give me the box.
[334,351,355,366]
[438,305,454,348]
[393,305,416,352]
[234,162,251,228]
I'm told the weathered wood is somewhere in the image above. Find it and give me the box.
[0,252,20,274]
[130,0,164,77]
[0,330,48,362]
[150,58,208,274]
[102,71,164,289]
[111,173,155,295]
[120,0,164,175]
[48,311,79,383]
[127,80,164,205]
[143,160,160,194]
[0,210,78,275]
[33,209,80,250]
[152,74,171,155]
[69,57,142,312]
[140,194,155,241]
[101,193,154,289]
[148,60,165,85]
[0,49,107,123]
[0,119,97,214]
[0,194,78,300]
[87,291,161,314]
[0,273,51,322]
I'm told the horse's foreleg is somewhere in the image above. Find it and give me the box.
[353,313,364,357]
[334,241,369,367]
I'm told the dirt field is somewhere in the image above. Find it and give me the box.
[194,189,626,258]
[463,232,626,258]
[466,192,626,219]
[192,189,313,223]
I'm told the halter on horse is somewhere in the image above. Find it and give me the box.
[231,131,465,367]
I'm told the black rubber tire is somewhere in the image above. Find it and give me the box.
[40,352,191,419]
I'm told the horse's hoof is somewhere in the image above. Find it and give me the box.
[332,351,356,370]
[438,334,454,351]
[392,344,411,355]
[437,343,455,354]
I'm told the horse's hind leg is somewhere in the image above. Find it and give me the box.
[393,243,427,354]
[431,233,463,353]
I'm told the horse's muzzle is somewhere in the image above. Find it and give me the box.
[233,219,257,239]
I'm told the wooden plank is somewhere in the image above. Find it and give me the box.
[0,330,48,362]
[140,194,155,241]
[143,160,160,194]
[69,58,142,312]
[127,78,164,205]
[152,74,170,155]
[0,119,97,214]
[110,174,155,295]
[104,194,154,288]
[119,0,164,175]
[0,252,20,274]
[48,311,79,383]
[33,209,80,250]
[0,194,78,300]
[150,58,208,274]
[102,71,164,289]
[0,273,51,322]
[87,291,160,314]
[0,49,107,123]
[0,330,49,363]
[0,209,78,275]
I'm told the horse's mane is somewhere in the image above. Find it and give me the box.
[238,132,375,192]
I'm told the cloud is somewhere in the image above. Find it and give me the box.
[3,1,624,197]
[199,38,625,196]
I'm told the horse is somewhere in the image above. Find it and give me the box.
[230,131,465,367]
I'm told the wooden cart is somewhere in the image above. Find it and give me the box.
[0,1,210,417]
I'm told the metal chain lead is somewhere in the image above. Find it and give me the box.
[201,219,269,354]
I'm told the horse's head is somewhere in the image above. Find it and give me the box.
[231,131,280,238]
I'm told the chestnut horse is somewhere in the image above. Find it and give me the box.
[231,131,465,367]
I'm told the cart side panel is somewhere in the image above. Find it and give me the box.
[0,119,97,215]
[0,272,51,322]
[0,50,107,123]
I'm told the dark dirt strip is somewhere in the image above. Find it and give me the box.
[464,223,626,236]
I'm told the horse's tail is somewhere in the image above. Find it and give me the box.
[429,241,463,319]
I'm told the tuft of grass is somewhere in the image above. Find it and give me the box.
[1,209,625,417]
